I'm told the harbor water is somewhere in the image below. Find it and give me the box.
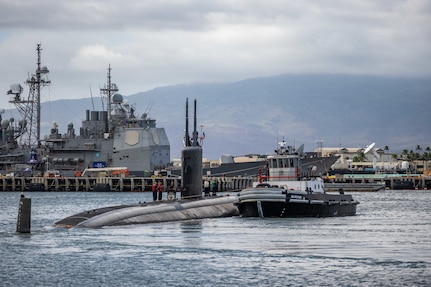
[1,190,430,286]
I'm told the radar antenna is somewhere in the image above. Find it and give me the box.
[364,142,380,158]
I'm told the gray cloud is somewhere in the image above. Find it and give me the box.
[0,0,430,108]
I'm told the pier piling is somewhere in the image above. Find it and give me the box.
[16,194,31,233]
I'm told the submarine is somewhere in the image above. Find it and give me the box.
[53,98,239,228]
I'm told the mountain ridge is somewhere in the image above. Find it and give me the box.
[4,73,430,159]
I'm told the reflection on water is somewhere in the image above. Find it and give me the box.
[180,220,203,234]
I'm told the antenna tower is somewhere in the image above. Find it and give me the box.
[100,64,118,133]
[9,44,51,147]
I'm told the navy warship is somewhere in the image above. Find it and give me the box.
[43,65,170,176]
[2,44,170,176]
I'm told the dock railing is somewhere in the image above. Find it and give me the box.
[0,176,254,192]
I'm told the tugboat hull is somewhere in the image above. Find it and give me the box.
[236,188,358,218]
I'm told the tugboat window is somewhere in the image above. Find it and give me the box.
[278,159,283,168]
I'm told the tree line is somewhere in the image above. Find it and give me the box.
[353,145,431,162]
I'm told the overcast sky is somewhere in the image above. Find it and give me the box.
[0,0,430,108]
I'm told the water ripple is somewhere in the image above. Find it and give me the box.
[0,190,430,286]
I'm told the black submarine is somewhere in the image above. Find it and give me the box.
[53,99,238,228]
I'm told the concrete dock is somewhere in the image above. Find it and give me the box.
[324,175,431,190]
[0,176,253,192]
[0,175,429,192]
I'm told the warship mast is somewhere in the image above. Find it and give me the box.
[99,64,118,136]
[9,43,50,148]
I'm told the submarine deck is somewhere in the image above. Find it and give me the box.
[53,196,239,228]
[54,204,141,228]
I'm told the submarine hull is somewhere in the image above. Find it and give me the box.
[54,196,238,228]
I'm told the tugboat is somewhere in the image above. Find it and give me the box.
[235,140,359,217]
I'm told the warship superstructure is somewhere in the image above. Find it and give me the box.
[2,44,170,176]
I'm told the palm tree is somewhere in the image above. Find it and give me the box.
[402,149,409,160]
[423,147,431,171]
[408,150,419,161]
[384,146,390,157]
[353,151,366,162]
[424,152,430,161]
[424,147,431,161]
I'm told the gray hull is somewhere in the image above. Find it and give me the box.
[44,124,170,176]
[54,196,238,228]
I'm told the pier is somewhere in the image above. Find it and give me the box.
[0,176,254,192]
[1,174,430,192]
[324,174,431,190]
